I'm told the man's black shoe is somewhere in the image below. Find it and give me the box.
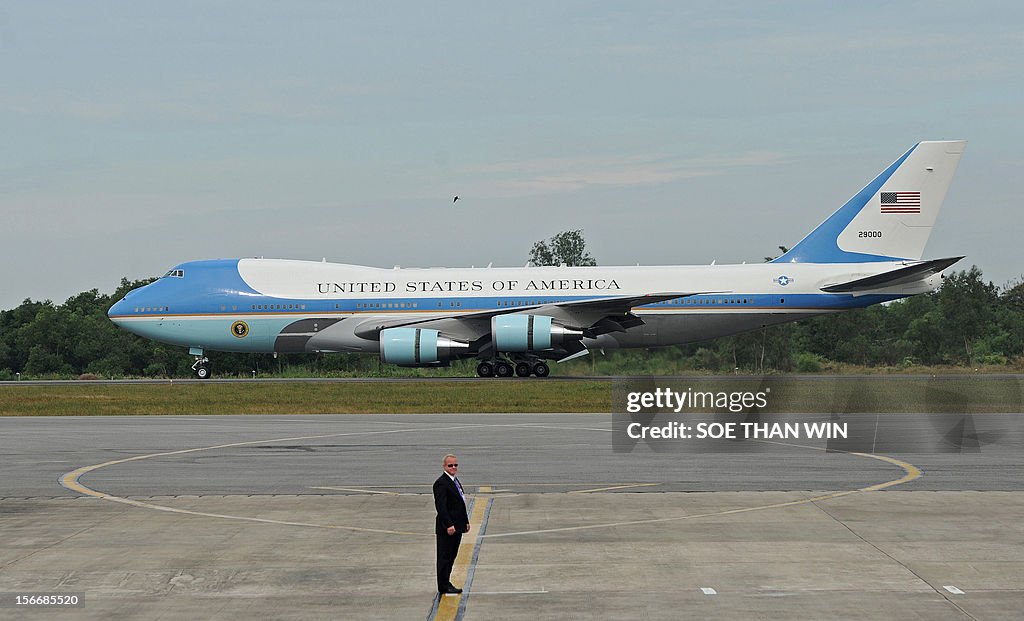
[442,586,463,594]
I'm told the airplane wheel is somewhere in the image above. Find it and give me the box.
[515,362,532,377]
[533,362,550,377]
[494,361,513,377]
[476,362,494,377]
[195,364,211,380]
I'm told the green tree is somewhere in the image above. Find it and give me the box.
[973,277,1024,363]
[0,299,46,372]
[529,229,597,266]
[14,303,73,373]
[794,306,887,365]
[936,267,999,363]
[763,245,790,263]
[1002,277,1024,311]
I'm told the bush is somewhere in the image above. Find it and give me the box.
[795,352,824,373]
[980,353,1008,365]
[695,348,722,372]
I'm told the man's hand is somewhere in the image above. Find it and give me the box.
[447,525,456,536]
[464,523,471,533]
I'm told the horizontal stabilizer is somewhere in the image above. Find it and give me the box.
[820,256,964,293]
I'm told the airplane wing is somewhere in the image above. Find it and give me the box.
[351,291,721,343]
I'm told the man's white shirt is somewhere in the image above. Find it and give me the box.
[446,472,465,504]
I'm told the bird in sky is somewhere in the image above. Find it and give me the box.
[453,196,460,204]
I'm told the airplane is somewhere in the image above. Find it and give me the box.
[108,140,966,379]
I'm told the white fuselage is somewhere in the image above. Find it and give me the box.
[108,258,937,354]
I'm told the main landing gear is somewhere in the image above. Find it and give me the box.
[476,358,550,378]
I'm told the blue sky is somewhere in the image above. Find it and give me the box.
[2,2,1021,309]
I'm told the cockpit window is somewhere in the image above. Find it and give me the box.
[162,269,185,278]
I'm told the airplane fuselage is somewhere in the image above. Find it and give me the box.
[108,257,937,355]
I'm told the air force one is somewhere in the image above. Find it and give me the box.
[108,140,966,379]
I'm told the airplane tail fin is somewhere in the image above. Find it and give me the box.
[773,140,966,264]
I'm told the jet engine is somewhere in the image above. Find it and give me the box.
[491,314,583,352]
[379,328,469,366]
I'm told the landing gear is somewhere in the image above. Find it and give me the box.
[192,356,211,380]
[475,357,551,378]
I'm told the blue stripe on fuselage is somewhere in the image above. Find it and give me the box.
[113,290,904,318]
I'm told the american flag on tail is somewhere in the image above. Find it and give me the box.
[880,191,921,214]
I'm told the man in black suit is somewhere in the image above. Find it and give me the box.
[433,453,470,595]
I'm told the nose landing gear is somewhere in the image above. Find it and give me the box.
[191,356,211,380]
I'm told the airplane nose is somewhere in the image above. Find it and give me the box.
[107,297,129,323]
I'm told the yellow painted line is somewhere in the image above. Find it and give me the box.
[478,485,493,493]
[61,465,422,536]
[482,449,922,539]
[59,424,490,536]
[433,494,491,621]
[569,483,659,494]
[854,452,922,491]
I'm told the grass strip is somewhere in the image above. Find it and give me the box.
[0,380,610,416]
[0,376,1020,416]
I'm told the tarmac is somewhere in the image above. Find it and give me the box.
[1,413,1023,620]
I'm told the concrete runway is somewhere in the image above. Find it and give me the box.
[2,414,1023,620]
